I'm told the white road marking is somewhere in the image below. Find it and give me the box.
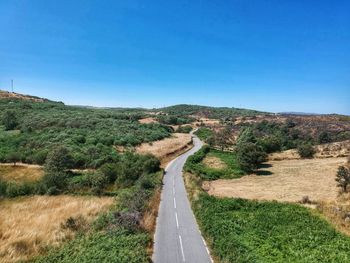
[173,187,175,195]
[173,198,177,209]
[202,237,214,263]
[175,212,179,228]
[179,235,186,262]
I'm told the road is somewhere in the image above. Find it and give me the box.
[153,134,213,263]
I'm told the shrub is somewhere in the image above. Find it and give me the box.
[235,142,267,173]
[6,151,21,166]
[318,131,332,144]
[297,143,315,158]
[176,125,193,133]
[2,110,18,130]
[336,166,350,193]
[45,146,73,172]
[42,171,69,194]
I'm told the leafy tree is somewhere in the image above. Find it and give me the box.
[236,127,256,145]
[6,152,21,166]
[215,126,232,150]
[235,142,267,173]
[45,146,73,172]
[335,166,350,193]
[297,143,315,159]
[2,110,18,130]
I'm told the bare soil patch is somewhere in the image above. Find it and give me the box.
[0,195,113,263]
[205,157,347,203]
[202,156,227,170]
[136,133,192,166]
[0,165,44,182]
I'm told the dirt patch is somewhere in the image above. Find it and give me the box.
[136,133,193,167]
[138,117,159,124]
[0,195,113,263]
[205,157,347,203]
[0,165,44,182]
[202,156,227,170]
[269,140,350,161]
[0,90,48,102]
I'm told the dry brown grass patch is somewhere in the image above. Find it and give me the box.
[0,165,44,182]
[202,156,227,170]
[0,195,113,263]
[206,157,347,203]
[138,117,158,124]
[136,133,192,166]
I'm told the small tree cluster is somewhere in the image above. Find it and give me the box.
[336,166,350,193]
[2,110,18,130]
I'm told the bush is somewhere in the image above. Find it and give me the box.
[336,166,350,193]
[297,143,315,158]
[176,125,193,133]
[235,142,267,172]
[2,110,18,130]
[45,146,73,172]
[318,131,332,144]
[42,171,69,194]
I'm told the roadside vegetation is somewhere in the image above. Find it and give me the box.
[184,149,350,262]
[0,97,168,262]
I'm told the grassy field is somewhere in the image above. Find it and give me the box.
[206,157,347,202]
[193,194,350,263]
[0,196,113,263]
[185,147,244,180]
[0,165,44,182]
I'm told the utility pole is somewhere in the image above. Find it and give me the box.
[11,79,14,93]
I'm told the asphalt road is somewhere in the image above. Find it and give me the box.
[153,134,213,263]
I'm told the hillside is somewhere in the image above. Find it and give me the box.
[0,90,51,103]
[159,104,269,119]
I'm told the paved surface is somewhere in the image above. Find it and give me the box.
[153,135,213,263]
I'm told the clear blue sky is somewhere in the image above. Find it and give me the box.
[0,1,349,114]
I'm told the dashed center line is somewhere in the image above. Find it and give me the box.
[173,197,177,209]
[175,212,179,228]
[178,235,186,262]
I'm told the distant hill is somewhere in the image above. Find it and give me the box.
[0,90,51,103]
[159,104,270,119]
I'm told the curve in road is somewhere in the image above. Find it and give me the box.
[153,134,213,263]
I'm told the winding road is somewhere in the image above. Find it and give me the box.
[153,135,213,263]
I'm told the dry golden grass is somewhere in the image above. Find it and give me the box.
[138,117,158,124]
[202,156,227,170]
[269,140,350,161]
[0,195,113,263]
[136,133,192,166]
[318,194,350,236]
[0,165,44,182]
[205,157,347,203]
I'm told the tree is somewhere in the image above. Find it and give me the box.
[236,127,256,145]
[335,166,350,193]
[2,110,18,130]
[297,143,315,159]
[215,126,232,150]
[6,152,21,166]
[235,142,267,173]
[42,171,69,195]
[45,146,73,172]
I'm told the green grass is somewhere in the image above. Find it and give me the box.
[193,194,350,263]
[34,230,151,263]
[184,146,244,180]
[194,127,214,142]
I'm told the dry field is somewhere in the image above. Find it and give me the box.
[0,165,44,182]
[138,117,159,124]
[0,195,113,263]
[269,140,350,161]
[136,133,192,166]
[205,157,347,203]
[202,156,227,170]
